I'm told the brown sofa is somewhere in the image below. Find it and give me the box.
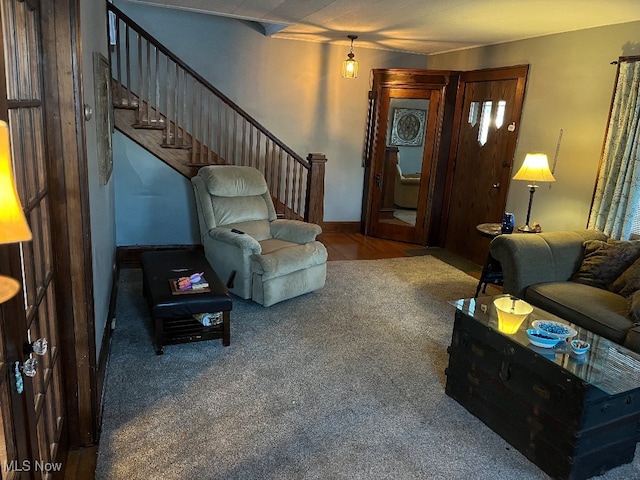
[490,230,640,353]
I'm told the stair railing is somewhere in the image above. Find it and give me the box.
[107,4,326,224]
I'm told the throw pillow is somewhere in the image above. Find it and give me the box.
[571,239,640,290]
[629,290,640,324]
[611,256,640,296]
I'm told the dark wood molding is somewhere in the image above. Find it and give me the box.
[94,258,118,441]
[40,0,98,448]
[320,222,361,234]
[116,245,204,270]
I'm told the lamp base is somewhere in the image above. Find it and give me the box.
[517,222,542,233]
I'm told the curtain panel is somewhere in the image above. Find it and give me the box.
[588,59,640,240]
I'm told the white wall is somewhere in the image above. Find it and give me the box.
[428,22,640,232]
[113,131,200,245]
[80,0,116,359]
[112,0,427,244]
[111,3,640,241]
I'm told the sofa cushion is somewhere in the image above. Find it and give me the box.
[525,282,632,344]
[571,239,640,290]
[252,241,328,280]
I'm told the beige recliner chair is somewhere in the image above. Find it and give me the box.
[191,165,327,307]
[394,164,420,209]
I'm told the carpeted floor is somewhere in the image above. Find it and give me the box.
[96,256,639,480]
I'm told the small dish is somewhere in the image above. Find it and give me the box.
[526,328,561,348]
[570,339,590,355]
[531,320,578,340]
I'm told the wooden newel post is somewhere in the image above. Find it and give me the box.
[305,153,327,226]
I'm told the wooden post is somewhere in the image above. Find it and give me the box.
[305,153,327,226]
[382,147,399,211]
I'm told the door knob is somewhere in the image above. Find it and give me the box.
[13,355,39,395]
[22,357,37,377]
[375,173,382,187]
[492,183,501,188]
[24,337,48,356]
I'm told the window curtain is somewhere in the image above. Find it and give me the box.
[588,59,640,240]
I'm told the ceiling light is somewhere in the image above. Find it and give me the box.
[342,35,359,79]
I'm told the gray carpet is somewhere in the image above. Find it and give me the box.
[96,256,639,480]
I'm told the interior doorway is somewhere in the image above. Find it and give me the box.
[362,69,458,245]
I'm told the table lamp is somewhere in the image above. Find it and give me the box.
[0,120,32,303]
[512,152,555,232]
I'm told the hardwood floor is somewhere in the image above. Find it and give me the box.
[64,233,492,479]
[318,232,415,261]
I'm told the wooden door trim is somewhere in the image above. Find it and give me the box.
[40,0,98,447]
[363,69,457,245]
[440,64,529,243]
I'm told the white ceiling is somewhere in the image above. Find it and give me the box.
[126,0,640,55]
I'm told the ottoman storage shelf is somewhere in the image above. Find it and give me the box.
[141,250,232,355]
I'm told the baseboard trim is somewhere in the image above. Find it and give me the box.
[321,221,361,234]
[116,244,204,269]
[94,258,118,442]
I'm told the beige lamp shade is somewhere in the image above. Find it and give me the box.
[0,120,32,244]
[512,152,556,183]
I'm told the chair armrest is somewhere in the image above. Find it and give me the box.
[207,228,262,254]
[490,235,557,298]
[270,219,322,244]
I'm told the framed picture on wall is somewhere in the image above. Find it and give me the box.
[93,52,114,185]
[390,108,426,147]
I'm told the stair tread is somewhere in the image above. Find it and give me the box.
[132,123,165,130]
[160,143,192,150]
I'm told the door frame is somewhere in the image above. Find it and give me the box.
[39,0,100,448]
[362,69,459,246]
[0,0,100,469]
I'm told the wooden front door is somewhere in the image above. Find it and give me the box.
[0,1,68,477]
[444,66,528,265]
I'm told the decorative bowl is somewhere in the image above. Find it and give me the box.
[494,297,533,334]
[570,339,590,355]
[531,320,577,340]
[526,329,561,348]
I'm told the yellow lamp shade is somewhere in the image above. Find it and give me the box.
[0,275,20,303]
[0,120,32,244]
[494,296,533,334]
[512,152,556,183]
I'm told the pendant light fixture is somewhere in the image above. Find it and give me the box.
[342,35,359,79]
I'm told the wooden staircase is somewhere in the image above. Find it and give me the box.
[108,4,326,224]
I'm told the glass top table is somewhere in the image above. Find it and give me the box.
[450,295,640,396]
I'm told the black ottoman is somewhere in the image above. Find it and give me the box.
[140,250,232,355]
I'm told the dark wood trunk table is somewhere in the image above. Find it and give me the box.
[446,296,640,480]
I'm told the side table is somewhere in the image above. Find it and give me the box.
[474,223,504,298]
